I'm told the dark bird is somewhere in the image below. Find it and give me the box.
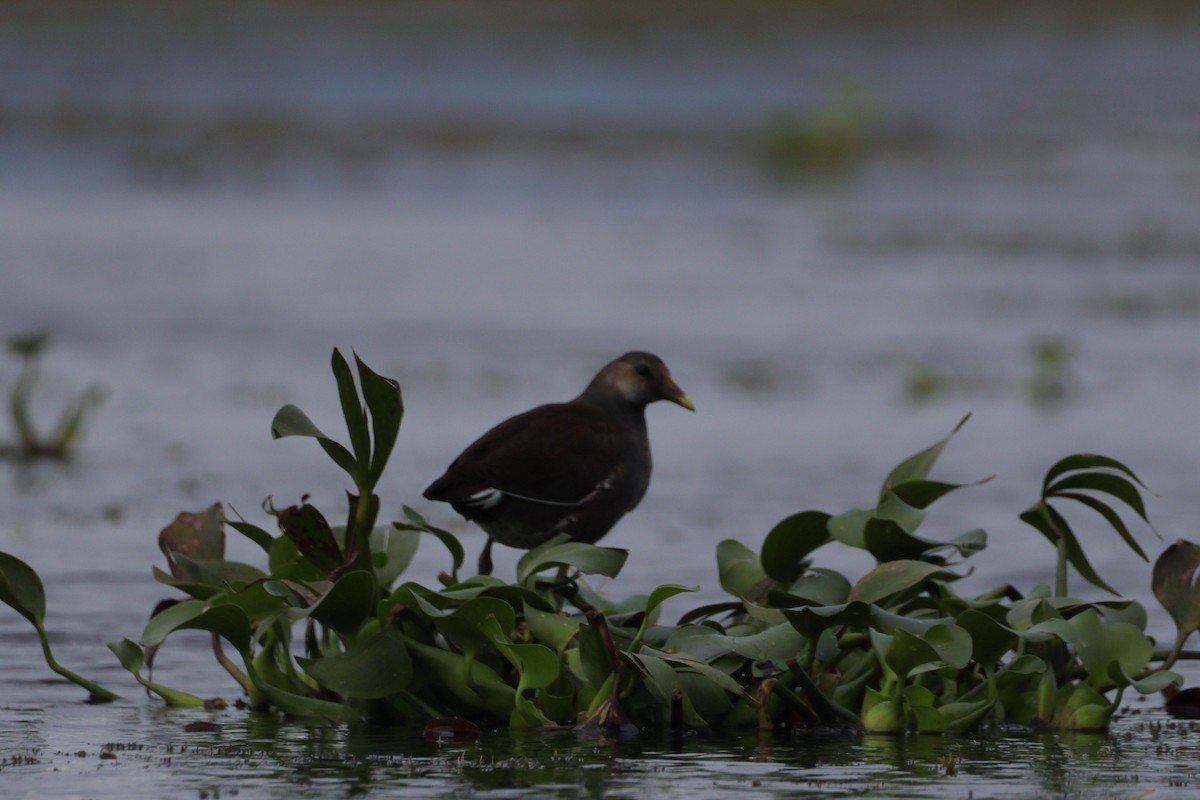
[423,351,695,575]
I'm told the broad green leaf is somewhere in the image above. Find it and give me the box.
[770,569,852,608]
[355,353,404,488]
[939,697,996,733]
[716,539,769,599]
[848,560,962,605]
[788,662,861,725]
[922,623,972,669]
[332,348,371,478]
[309,570,379,635]
[405,637,517,717]
[862,518,986,564]
[1071,608,1153,690]
[759,510,831,582]
[891,476,993,510]
[270,404,358,478]
[523,602,582,653]
[828,508,872,549]
[0,550,46,625]
[516,537,628,586]
[955,608,1018,667]
[227,518,274,554]
[1153,539,1200,644]
[628,584,698,651]
[879,413,970,498]
[782,601,875,640]
[873,628,941,679]
[299,625,412,699]
[1120,666,1182,695]
[141,600,252,654]
[370,525,420,589]
[487,632,560,692]
[395,506,465,580]
[874,491,926,534]
[152,556,266,600]
[686,621,808,664]
[424,595,516,658]
[629,652,709,728]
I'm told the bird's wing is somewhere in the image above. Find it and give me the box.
[424,403,624,506]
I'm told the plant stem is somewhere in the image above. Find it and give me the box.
[36,624,120,702]
[1056,534,1069,598]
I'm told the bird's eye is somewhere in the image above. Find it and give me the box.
[635,363,652,378]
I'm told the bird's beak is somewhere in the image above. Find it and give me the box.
[661,375,696,411]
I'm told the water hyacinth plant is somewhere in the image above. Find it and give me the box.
[1,333,103,461]
[3,349,1200,735]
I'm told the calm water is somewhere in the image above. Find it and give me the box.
[3,3,1200,796]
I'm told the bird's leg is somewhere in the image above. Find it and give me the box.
[478,537,495,576]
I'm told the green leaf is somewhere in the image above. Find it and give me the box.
[891,476,993,510]
[309,570,379,635]
[395,506,465,581]
[403,637,516,719]
[0,552,119,702]
[828,508,872,549]
[698,621,808,664]
[955,608,1018,667]
[770,569,852,608]
[141,600,252,654]
[879,413,971,499]
[299,624,411,699]
[716,539,769,599]
[1046,471,1151,525]
[1041,453,1148,495]
[1020,503,1118,595]
[759,511,831,583]
[0,550,46,626]
[848,560,962,605]
[227,518,275,554]
[152,556,266,600]
[516,537,628,586]
[370,525,420,589]
[270,404,358,478]
[423,595,516,658]
[523,602,582,653]
[1071,607,1153,690]
[1053,489,1149,561]
[782,601,875,640]
[1153,539,1200,645]
[107,639,205,707]
[629,652,710,728]
[874,491,926,533]
[922,623,973,670]
[276,502,343,575]
[355,353,404,489]
[332,348,371,480]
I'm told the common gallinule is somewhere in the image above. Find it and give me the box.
[423,351,694,575]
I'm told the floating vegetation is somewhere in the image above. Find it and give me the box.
[1,333,103,461]
[762,82,878,180]
[2,349,1198,736]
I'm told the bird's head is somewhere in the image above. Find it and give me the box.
[591,351,695,412]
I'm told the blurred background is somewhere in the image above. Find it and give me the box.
[3,0,1200,652]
